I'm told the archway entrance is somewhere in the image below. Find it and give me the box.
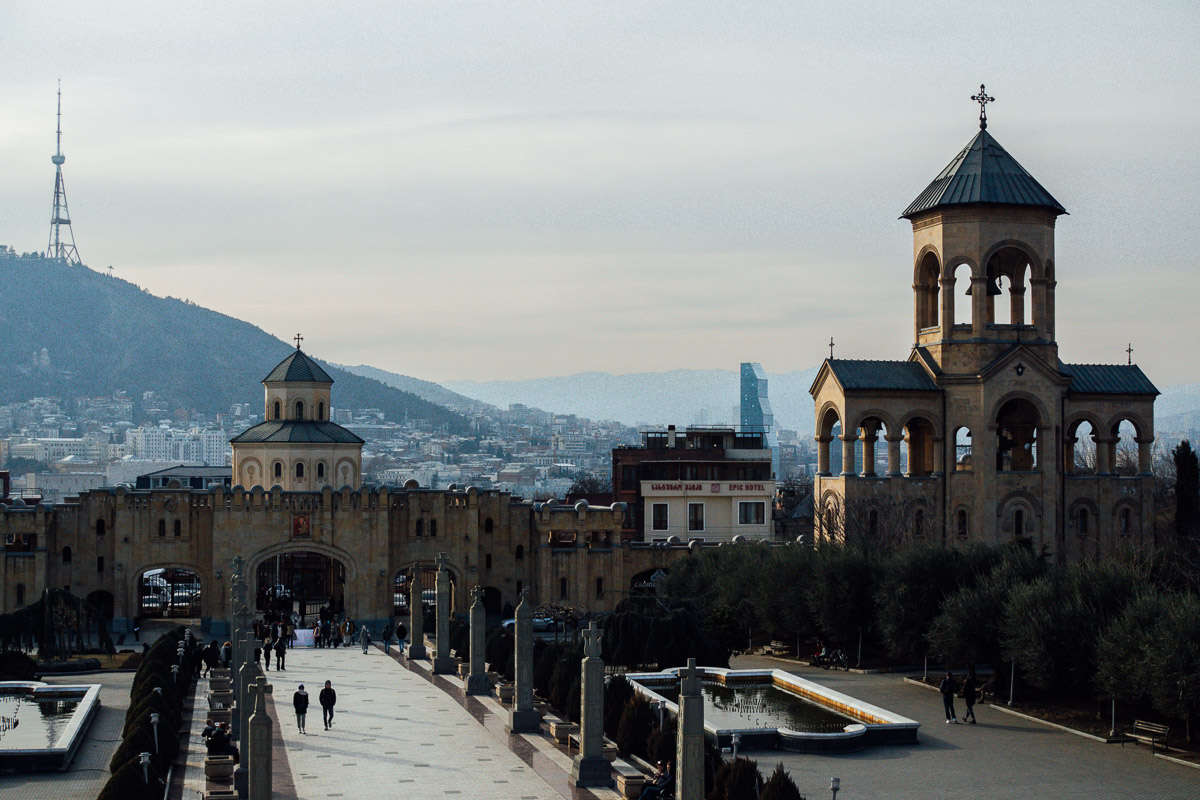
[139,568,202,619]
[256,551,347,620]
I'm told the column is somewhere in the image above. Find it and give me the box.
[1136,436,1154,475]
[971,276,988,337]
[433,552,458,674]
[465,587,489,695]
[1010,284,1026,326]
[1064,436,1077,475]
[675,658,704,800]
[570,621,613,788]
[932,437,945,477]
[1095,436,1113,475]
[840,433,857,478]
[247,676,273,800]
[816,436,831,476]
[886,435,903,477]
[860,429,876,477]
[407,568,426,660]
[940,277,954,339]
[508,589,539,732]
[237,642,262,765]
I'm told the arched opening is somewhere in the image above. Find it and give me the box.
[595,577,604,599]
[429,520,438,538]
[62,545,72,564]
[1014,509,1026,539]
[274,400,282,420]
[295,400,305,420]
[817,407,842,476]
[857,417,889,477]
[996,399,1040,472]
[259,551,348,618]
[916,251,940,329]
[1109,419,1140,476]
[1068,420,1098,474]
[1119,507,1132,535]
[952,262,974,327]
[15,583,25,605]
[913,509,926,540]
[273,462,283,480]
[316,462,326,479]
[173,519,182,537]
[514,544,524,561]
[559,577,568,600]
[956,509,969,539]
[1076,506,1091,536]
[481,586,502,615]
[984,246,1033,326]
[903,417,936,477]
[317,401,325,420]
[415,519,425,537]
[954,426,973,471]
[484,517,494,534]
[95,519,105,537]
[158,519,166,538]
[140,567,202,619]
[295,462,305,479]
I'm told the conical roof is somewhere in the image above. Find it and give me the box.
[902,129,1066,219]
[263,348,333,384]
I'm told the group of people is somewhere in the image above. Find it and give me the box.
[638,760,674,800]
[292,680,338,733]
[938,669,981,724]
[202,719,239,762]
[255,623,290,671]
[312,616,360,649]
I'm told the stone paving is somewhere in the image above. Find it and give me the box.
[732,655,1199,800]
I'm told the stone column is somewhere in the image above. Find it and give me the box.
[247,676,273,800]
[570,621,612,788]
[840,433,857,477]
[234,629,251,708]
[433,552,458,674]
[971,275,988,337]
[407,568,426,660]
[675,658,704,800]
[932,437,945,477]
[232,601,252,692]
[815,436,831,476]
[940,277,954,339]
[1096,436,1114,475]
[238,648,262,760]
[1136,436,1154,475]
[465,587,489,695]
[508,589,540,733]
[886,434,904,477]
[860,429,876,477]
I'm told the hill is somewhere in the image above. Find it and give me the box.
[0,253,468,432]
[336,363,491,414]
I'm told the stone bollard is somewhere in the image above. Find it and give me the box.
[570,621,613,788]
[675,658,704,800]
[508,588,539,732]
[432,552,458,675]
[465,587,489,695]
[247,675,273,800]
[238,652,263,762]
[407,568,427,660]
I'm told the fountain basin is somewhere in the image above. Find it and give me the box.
[0,681,102,771]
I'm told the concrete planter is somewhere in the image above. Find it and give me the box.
[550,720,579,744]
[204,754,236,779]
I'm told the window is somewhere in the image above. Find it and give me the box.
[957,509,968,539]
[274,462,283,480]
[318,401,325,420]
[485,554,492,570]
[95,519,105,536]
[914,510,925,538]
[295,400,305,420]
[515,544,524,561]
[173,520,182,537]
[97,556,104,574]
[317,462,325,479]
[416,519,424,537]
[295,462,305,479]
[595,578,604,599]
[1078,508,1090,535]
[1014,509,1025,537]
[955,427,973,471]
[688,503,704,532]
[651,503,669,531]
[1120,508,1131,535]
[274,400,281,420]
[158,519,166,538]
[683,465,700,480]
[559,577,568,599]
[620,466,637,491]
[15,584,24,605]
[62,546,72,564]
[738,501,765,525]
[485,518,494,534]
[430,520,438,537]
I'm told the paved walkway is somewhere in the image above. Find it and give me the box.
[732,655,1199,800]
[265,644,620,800]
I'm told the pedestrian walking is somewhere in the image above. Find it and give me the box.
[962,668,978,724]
[221,640,232,666]
[319,680,336,729]
[293,684,309,733]
[381,623,393,655]
[359,624,371,654]
[939,671,958,723]
[395,621,407,656]
[275,638,287,670]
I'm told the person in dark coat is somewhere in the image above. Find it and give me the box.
[293,684,309,733]
[275,638,287,670]
[962,668,979,724]
[939,671,959,724]
[319,679,337,729]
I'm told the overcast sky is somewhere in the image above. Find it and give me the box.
[2,2,1197,384]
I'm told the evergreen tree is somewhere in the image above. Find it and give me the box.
[1174,440,1200,539]
[760,762,806,800]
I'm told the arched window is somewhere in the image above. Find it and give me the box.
[295,462,305,479]
[274,462,283,480]
[915,251,940,330]
[515,544,524,561]
[173,519,182,537]
[985,246,1032,326]
[416,519,424,537]
[318,401,325,420]
[429,520,438,537]
[295,400,305,420]
[95,519,106,536]
[274,400,281,420]
[954,427,973,471]
[559,577,568,599]
[485,518,494,534]
[956,509,969,539]
[914,510,925,539]
[997,399,1040,472]
[62,546,72,564]
[1014,509,1025,538]
[15,584,24,605]
[316,462,325,479]
[1078,508,1090,535]
[952,262,973,326]
[595,577,604,599]
[1120,508,1131,535]
[158,519,166,538]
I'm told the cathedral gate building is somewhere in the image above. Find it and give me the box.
[810,111,1158,559]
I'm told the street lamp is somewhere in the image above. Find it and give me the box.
[150,712,160,754]
[651,700,664,729]
[731,733,742,760]
[830,777,840,799]
[140,751,151,784]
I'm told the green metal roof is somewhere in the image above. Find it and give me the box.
[263,349,334,384]
[230,420,364,445]
[1060,363,1159,396]
[826,360,939,392]
[902,129,1067,219]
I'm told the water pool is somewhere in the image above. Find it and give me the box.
[652,682,852,733]
[0,695,81,751]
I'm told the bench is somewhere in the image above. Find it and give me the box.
[549,720,578,745]
[204,754,237,780]
[614,770,645,798]
[1128,720,1169,752]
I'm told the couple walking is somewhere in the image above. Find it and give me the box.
[939,669,979,724]
[292,680,337,733]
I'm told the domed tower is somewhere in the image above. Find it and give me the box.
[231,342,364,490]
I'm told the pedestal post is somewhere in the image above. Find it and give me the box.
[508,588,539,732]
[570,621,613,788]
[433,551,458,674]
[465,586,489,695]
[247,676,273,800]
[407,567,426,660]
[238,653,262,761]
[676,658,704,800]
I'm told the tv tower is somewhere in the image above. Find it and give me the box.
[46,80,81,265]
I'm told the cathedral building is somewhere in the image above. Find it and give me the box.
[810,108,1158,560]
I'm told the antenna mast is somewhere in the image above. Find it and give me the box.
[46,80,81,265]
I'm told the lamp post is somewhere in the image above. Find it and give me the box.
[1008,662,1015,706]
[651,699,664,729]
[150,712,160,754]
[1109,697,1117,738]
[830,777,840,800]
[731,733,741,760]
[140,751,151,784]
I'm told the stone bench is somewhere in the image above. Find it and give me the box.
[549,720,578,745]
[614,764,646,799]
[497,683,514,704]
[204,754,236,780]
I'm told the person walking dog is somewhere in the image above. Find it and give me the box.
[320,679,336,730]
[293,684,309,733]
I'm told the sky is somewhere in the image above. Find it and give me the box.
[1,2,1198,384]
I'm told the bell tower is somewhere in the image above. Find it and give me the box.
[904,86,1067,376]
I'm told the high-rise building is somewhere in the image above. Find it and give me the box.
[740,363,781,479]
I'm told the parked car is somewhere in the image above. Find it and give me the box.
[171,590,198,612]
[141,594,164,612]
[501,616,556,632]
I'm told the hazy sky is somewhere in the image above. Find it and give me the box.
[2,2,1197,384]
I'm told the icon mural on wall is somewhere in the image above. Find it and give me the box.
[292,513,310,538]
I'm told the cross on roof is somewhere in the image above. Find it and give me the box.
[294,333,304,350]
[829,336,835,360]
[971,84,995,130]
[1127,343,1134,365]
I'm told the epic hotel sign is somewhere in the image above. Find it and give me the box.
[642,482,771,496]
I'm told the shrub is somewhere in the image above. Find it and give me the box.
[614,696,654,758]
[760,762,806,800]
[0,650,37,680]
[709,756,763,800]
[97,757,164,800]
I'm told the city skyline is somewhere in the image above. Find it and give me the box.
[1,2,1197,384]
